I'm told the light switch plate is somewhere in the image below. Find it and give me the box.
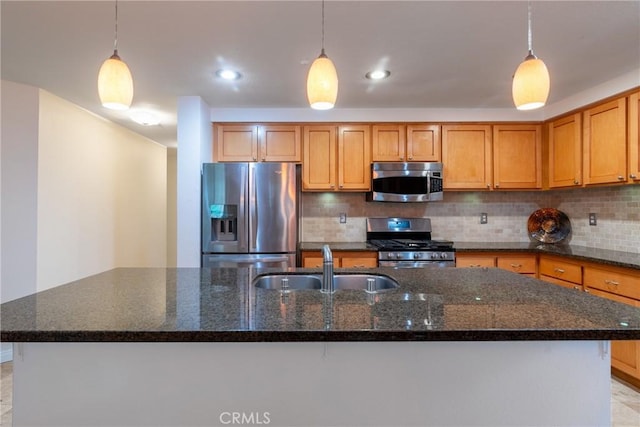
[480,213,488,224]
[339,213,347,224]
[589,213,597,226]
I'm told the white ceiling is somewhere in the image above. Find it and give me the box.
[2,1,639,147]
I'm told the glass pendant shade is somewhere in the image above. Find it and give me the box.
[306,50,338,110]
[512,53,550,110]
[98,51,134,110]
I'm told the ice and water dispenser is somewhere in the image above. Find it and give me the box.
[209,204,238,242]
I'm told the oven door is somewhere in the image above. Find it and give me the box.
[379,260,455,268]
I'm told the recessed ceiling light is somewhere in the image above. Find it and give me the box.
[365,70,391,80]
[215,69,242,81]
[130,110,161,126]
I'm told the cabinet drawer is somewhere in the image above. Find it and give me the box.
[539,257,582,284]
[341,257,378,268]
[456,255,496,268]
[539,274,583,291]
[497,255,537,274]
[584,266,640,300]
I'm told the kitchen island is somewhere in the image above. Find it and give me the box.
[3,267,640,426]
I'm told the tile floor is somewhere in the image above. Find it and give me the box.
[1,361,639,426]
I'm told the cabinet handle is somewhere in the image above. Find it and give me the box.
[604,279,620,286]
[330,184,335,189]
[574,180,580,185]
[631,174,638,179]
[554,268,565,274]
[408,156,413,160]
[253,157,257,161]
[618,175,624,180]
[583,287,589,292]
[495,184,500,188]
[339,185,343,189]
[510,263,522,269]
[486,184,491,188]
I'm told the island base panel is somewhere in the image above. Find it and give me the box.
[13,341,610,426]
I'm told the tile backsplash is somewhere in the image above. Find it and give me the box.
[300,185,640,253]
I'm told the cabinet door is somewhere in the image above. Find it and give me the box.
[338,125,371,191]
[372,124,405,162]
[214,124,258,162]
[302,126,337,191]
[548,113,582,188]
[442,125,492,190]
[407,124,441,162]
[629,91,640,182]
[493,124,542,189]
[586,287,640,382]
[583,97,627,185]
[260,125,301,162]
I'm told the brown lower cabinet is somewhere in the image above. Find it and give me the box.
[538,255,640,388]
[300,250,378,268]
[456,252,537,277]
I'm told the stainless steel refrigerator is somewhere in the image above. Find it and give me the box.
[201,162,299,269]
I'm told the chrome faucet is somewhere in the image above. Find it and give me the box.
[321,244,335,293]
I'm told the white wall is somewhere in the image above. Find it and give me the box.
[1,81,40,303]
[36,91,167,291]
[176,96,212,267]
[167,148,177,267]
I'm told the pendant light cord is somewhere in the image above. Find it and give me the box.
[321,0,325,54]
[527,0,533,54]
[113,0,119,54]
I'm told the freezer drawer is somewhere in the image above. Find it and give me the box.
[202,253,296,269]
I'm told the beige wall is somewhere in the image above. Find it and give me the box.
[301,185,640,253]
[36,91,167,291]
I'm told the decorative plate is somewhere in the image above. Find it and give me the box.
[527,208,571,243]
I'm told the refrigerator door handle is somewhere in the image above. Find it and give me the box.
[249,163,257,251]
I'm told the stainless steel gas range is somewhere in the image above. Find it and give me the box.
[367,217,455,268]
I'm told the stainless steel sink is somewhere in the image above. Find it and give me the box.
[253,274,322,290]
[333,274,399,292]
[252,273,399,292]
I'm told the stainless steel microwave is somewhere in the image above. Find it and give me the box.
[367,162,444,202]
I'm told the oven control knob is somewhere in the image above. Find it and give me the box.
[413,253,422,259]
[440,253,448,260]
[430,253,438,260]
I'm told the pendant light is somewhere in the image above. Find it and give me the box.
[306,0,338,110]
[512,0,550,111]
[98,0,133,110]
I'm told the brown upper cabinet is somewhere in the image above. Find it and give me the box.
[547,113,582,188]
[442,124,493,190]
[302,125,371,192]
[629,91,640,183]
[583,97,627,185]
[493,124,542,189]
[371,124,441,162]
[214,124,301,162]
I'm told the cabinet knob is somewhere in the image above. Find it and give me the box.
[574,180,580,185]
[330,184,335,189]
[408,156,413,160]
[486,184,491,188]
[618,175,624,180]
[339,185,343,189]
[631,174,638,179]
[495,184,500,188]
[253,157,257,161]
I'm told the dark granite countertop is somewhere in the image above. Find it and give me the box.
[300,241,640,270]
[3,267,640,342]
